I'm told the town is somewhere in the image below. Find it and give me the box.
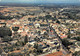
[0,6,80,56]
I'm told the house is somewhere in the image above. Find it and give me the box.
[45,51,71,56]
[68,45,77,53]
[41,29,47,34]
[40,24,48,28]
[50,47,57,53]
[18,29,23,33]
[0,23,6,27]
[60,35,67,39]
[42,46,51,53]
[20,31,27,36]
[29,40,36,46]
[10,40,17,45]
[35,23,40,28]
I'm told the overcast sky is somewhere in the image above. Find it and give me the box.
[0,0,80,3]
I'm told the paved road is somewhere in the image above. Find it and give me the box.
[38,20,69,56]
[52,27,69,54]
[47,19,69,54]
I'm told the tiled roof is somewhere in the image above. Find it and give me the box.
[45,51,71,56]
[45,51,63,56]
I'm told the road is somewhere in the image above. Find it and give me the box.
[47,19,69,54]
[52,27,69,54]
[38,18,69,56]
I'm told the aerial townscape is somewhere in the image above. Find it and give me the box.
[0,1,80,56]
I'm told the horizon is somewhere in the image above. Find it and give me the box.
[0,0,80,4]
[0,0,80,7]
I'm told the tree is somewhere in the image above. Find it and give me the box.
[0,48,3,54]
[0,15,13,20]
[37,46,43,54]
[34,43,38,49]
[12,27,19,32]
[0,27,12,37]
[32,18,36,22]
[17,41,25,46]
[28,18,32,21]
[67,28,71,38]
[12,27,19,35]
[56,20,60,24]
[34,43,43,54]
[39,16,43,19]
[45,15,52,19]
[51,17,56,21]
[38,31,41,36]
[24,35,28,44]
[34,36,40,42]
[73,51,80,56]
[43,32,49,39]
[2,36,12,42]
[44,32,48,35]
[62,39,73,48]
[72,36,80,41]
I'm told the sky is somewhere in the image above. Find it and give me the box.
[0,0,80,3]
